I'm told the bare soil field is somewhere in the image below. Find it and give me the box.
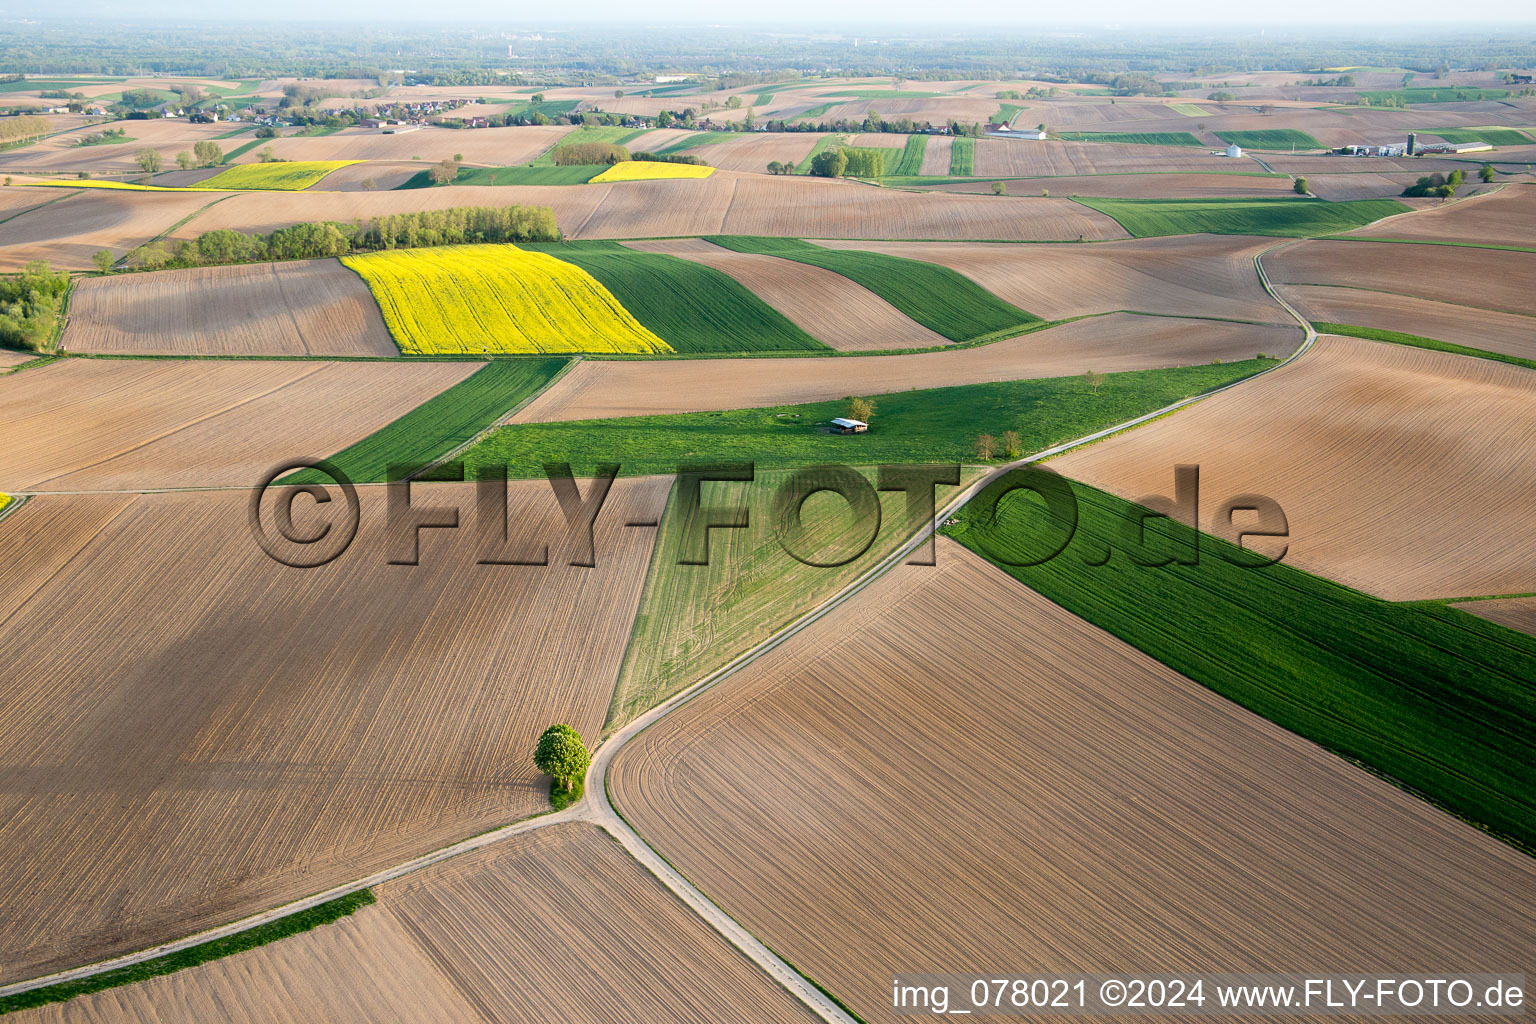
[65,260,399,357]
[915,172,1297,199]
[667,132,822,172]
[1301,172,1434,201]
[1269,239,1536,317]
[244,124,572,166]
[1280,285,1536,361]
[512,314,1296,422]
[624,238,950,350]
[918,134,953,175]
[172,171,1131,242]
[0,349,35,370]
[0,358,476,491]
[611,539,1536,1024]
[818,234,1289,322]
[0,478,669,983]
[972,139,1234,177]
[0,119,237,176]
[1454,597,1536,637]
[310,159,427,192]
[0,188,221,270]
[1054,335,1536,600]
[1341,185,1536,249]
[0,187,60,221]
[19,822,818,1024]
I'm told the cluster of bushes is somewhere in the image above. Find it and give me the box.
[123,204,559,271]
[760,114,983,137]
[0,261,70,354]
[75,127,129,147]
[808,146,887,178]
[1402,169,1464,198]
[551,141,630,166]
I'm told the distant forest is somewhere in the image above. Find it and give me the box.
[2,21,1533,83]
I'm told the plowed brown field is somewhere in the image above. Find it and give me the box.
[1269,240,1536,317]
[0,119,238,175]
[1280,285,1536,361]
[611,539,1536,1024]
[512,314,1297,422]
[233,124,572,166]
[17,823,818,1024]
[972,139,1231,177]
[1454,597,1536,637]
[0,188,222,270]
[623,238,950,350]
[0,359,476,491]
[817,234,1289,322]
[170,171,1129,242]
[1342,185,1536,249]
[916,172,1296,199]
[669,133,821,172]
[65,260,399,357]
[0,478,668,982]
[1054,335,1536,600]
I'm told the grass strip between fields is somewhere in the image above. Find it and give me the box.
[0,890,376,1015]
[1314,322,1536,372]
[523,241,827,354]
[283,358,569,486]
[1073,196,1411,238]
[705,236,1038,342]
[889,135,927,176]
[948,137,974,176]
[947,481,1536,853]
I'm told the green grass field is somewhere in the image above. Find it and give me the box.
[1425,127,1531,147]
[994,103,1024,125]
[754,91,776,106]
[1216,129,1325,150]
[219,138,265,164]
[947,481,1536,852]
[1074,196,1409,237]
[817,89,945,100]
[949,136,975,175]
[524,241,828,354]
[1058,131,1205,147]
[494,98,580,120]
[1359,88,1509,104]
[706,236,1038,342]
[1168,102,1209,116]
[1315,322,1536,372]
[793,133,847,174]
[399,164,603,188]
[890,134,928,175]
[794,103,837,121]
[284,359,569,485]
[648,131,745,156]
[533,125,648,164]
[610,466,977,726]
[464,358,1275,480]
[0,890,376,1014]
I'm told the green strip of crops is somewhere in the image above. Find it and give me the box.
[994,103,1024,125]
[462,357,1275,481]
[949,136,975,175]
[283,359,569,485]
[0,890,376,1014]
[523,241,827,354]
[890,134,928,175]
[1215,129,1324,150]
[1315,322,1536,372]
[219,138,265,164]
[649,131,744,156]
[1424,127,1531,147]
[1058,131,1205,147]
[399,164,603,188]
[1073,196,1410,238]
[946,481,1536,852]
[793,133,847,174]
[707,236,1038,342]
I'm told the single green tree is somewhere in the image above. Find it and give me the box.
[534,724,590,793]
[193,140,222,167]
[134,147,162,173]
[1294,176,1309,195]
[92,249,114,274]
[1478,163,1495,183]
[991,180,1006,195]
[176,150,194,170]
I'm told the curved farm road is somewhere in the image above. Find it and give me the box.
[0,242,1318,1021]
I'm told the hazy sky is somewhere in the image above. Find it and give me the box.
[12,0,1536,24]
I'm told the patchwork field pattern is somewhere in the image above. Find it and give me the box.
[64,259,400,356]
[611,540,1536,1024]
[342,245,673,355]
[0,478,670,983]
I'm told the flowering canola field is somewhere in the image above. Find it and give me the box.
[589,162,716,183]
[343,245,674,355]
[192,160,361,190]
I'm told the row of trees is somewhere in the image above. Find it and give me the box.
[121,204,559,271]
[0,114,52,146]
[0,261,69,354]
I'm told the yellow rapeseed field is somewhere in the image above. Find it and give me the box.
[342,245,673,355]
[192,160,361,190]
[589,161,716,183]
[0,493,11,515]
[21,161,358,193]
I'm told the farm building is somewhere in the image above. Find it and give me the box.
[1225,143,1243,158]
[830,417,868,434]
